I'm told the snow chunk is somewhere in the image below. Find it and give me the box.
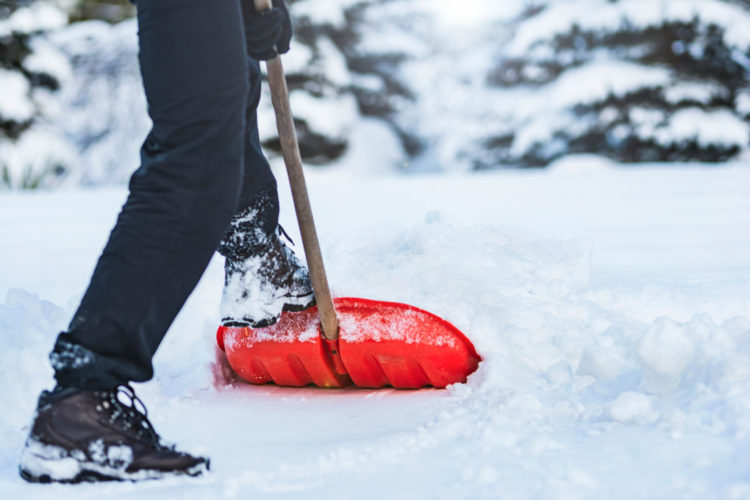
[608,392,657,424]
[18,439,82,481]
[638,317,695,394]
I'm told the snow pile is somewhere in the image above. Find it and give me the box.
[0,289,63,467]
[326,211,750,439]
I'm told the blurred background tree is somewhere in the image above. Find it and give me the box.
[2,0,750,189]
[0,0,74,188]
[478,0,750,167]
[68,0,133,23]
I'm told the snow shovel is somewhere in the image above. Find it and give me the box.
[216,0,480,389]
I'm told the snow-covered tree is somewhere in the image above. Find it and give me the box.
[319,0,750,170]
[37,0,381,186]
[289,0,431,166]
[477,0,750,167]
[258,0,365,164]
[6,0,750,188]
[0,0,75,188]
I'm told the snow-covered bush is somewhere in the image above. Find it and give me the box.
[471,0,750,167]
[0,0,76,189]
[68,0,133,24]
[5,0,750,188]
[48,18,148,186]
[326,0,750,170]
[258,0,366,164]
[37,0,380,185]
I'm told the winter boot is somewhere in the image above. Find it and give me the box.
[221,226,315,328]
[19,386,209,483]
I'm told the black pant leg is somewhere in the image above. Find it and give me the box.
[218,56,282,262]
[52,0,249,390]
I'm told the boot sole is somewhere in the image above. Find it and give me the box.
[19,440,209,483]
[223,294,316,328]
[19,460,208,484]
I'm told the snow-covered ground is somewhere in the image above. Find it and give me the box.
[1,160,749,498]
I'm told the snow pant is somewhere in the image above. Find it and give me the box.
[51,0,280,390]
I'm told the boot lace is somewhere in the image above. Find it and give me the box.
[277,225,296,249]
[99,385,163,448]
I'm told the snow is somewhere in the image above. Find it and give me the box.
[0,1,68,38]
[280,40,314,75]
[344,0,750,169]
[507,0,750,55]
[6,0,746,189]
[664,82,723,106]
[0,1,76,190]
[292,0,360,29]
[220,229,312,327]
[655,108,750,147]
[288,91,358,139]
[0,128,77,189]
[19,438,84,481]
[0,69,34,123]
[608,392,656,424]
[503,59,679,157]
[46,19,150,186]
[1,161,750,497]
[327,117,406,175]
[22,37,72,87]
[416,0,527,28]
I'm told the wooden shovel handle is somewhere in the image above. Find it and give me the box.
[253,0,339,341]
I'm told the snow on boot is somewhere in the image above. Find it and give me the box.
[19,386,209,483]
[221,226,315,328]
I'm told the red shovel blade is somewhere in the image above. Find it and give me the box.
[217,297,480,389]
[218,310,352,388]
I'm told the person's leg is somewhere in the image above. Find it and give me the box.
[219,56,280,262]
[216,42,314,327]
[19,0,250,482]
[52,0,249,390]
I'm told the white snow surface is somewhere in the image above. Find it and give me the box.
[1,162,750,498]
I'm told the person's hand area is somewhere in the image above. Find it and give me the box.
[242,0,292,61]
